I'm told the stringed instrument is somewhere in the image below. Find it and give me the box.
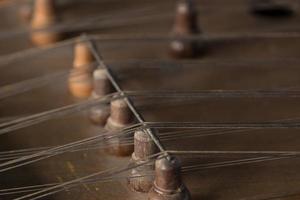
[0,0,299,200]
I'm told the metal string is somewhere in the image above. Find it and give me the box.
[13,152,163,200]
[0,124,141,173]
[0,62,96,100]
[0,92,119,135]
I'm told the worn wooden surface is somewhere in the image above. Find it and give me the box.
[0,0,300,200]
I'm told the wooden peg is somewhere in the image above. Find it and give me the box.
[30,0,61,46]
[104,98,134,157]
[170,0,204,59]
[128,130,158,193]
[68,40,95,98]
[73,39,95,69]
[89,69,113,126]
[149,156,191,200]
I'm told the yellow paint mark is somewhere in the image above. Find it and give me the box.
[66,161,93,194]
[56,176,63,183]
[82,183,92,192]
[66,161,76,173]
